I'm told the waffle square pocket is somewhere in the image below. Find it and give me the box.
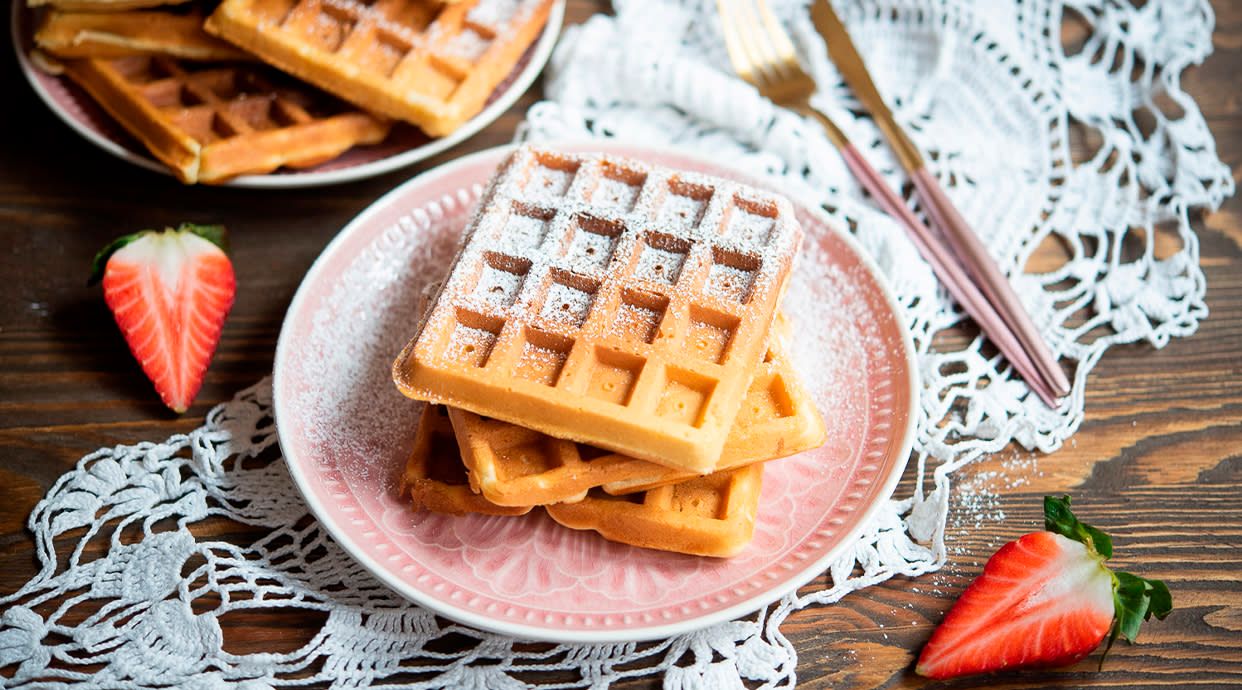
[393,147,804,473]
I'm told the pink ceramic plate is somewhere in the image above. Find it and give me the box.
[272,142,918,642]
[11,1,563,188]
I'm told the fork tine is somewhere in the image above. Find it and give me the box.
[735,0,782,85]
[755,0,801,69]
[720,0,745,80]
[720,0,755,85]
[718,0,813,101]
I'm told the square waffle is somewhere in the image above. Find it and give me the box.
[58,54,391,183]
[446,321,826,506]
[36,10,251,61]
[204,0,555,136]
[393,146,804,473]
[403,404,532,515]
[545,464,764,558]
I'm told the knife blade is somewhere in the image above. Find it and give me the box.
[810,0,924,173]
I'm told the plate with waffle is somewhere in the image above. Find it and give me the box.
[273,142,918,641]
[12,0,563,186]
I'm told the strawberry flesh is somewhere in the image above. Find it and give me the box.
[100,227,235,413]
[916,531,1114,679]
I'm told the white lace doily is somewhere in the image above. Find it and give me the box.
[2,1,1231,687]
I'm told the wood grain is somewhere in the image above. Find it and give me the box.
[2,1,1240,688]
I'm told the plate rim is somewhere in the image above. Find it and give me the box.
[10,0,565,189]
[272,141,920,643]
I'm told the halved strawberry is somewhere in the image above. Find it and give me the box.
[89,223,236,414]
[915,496,1172,680]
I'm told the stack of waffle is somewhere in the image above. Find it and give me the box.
[29,0,555,183]
[393,146,827,557]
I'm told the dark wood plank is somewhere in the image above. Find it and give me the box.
[2,1,1240,688]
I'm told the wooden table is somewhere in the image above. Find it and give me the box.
[2,2,1239,688]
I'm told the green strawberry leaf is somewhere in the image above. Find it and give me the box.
[87,231,150,286]
[1114,571,1151,642]
[1043,495,1113,558]
[1148,579,1173,620]
[1115,572,1172,634]
[179,223,229,254]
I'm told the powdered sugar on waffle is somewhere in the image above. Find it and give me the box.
[442,29,492,61]
[466,0,527,32]
[419,146,804,359]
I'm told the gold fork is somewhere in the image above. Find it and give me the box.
[714,0,1063,407]
[715,0,851,146]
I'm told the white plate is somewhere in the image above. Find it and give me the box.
[11,1,564,188]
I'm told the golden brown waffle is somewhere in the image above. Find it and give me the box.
[58,55,390,183]
[204,0,555,136]
[28,0,192,11]
[446,326,825,506]
[393,147,804,473]
[404,404,532,515]
[545,464,763,557]
[36,10,252,61]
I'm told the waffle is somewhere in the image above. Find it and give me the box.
[205,0,555,136]
[58,55,390,183]
[28,0,192,10]
[36,10,252,61]
[447,323,825,505]
[404,404,532,515]
[393,147,804,473]
[545,464,763,558]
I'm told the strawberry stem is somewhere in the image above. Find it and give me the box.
[1044,495,1113,557]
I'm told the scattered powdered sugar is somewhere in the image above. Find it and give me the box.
[292,191,474,488]
[778,231,906,425]
[946,450,1044,562]
[451,148,803,321]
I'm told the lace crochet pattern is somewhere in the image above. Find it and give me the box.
[2,0,1230,687]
